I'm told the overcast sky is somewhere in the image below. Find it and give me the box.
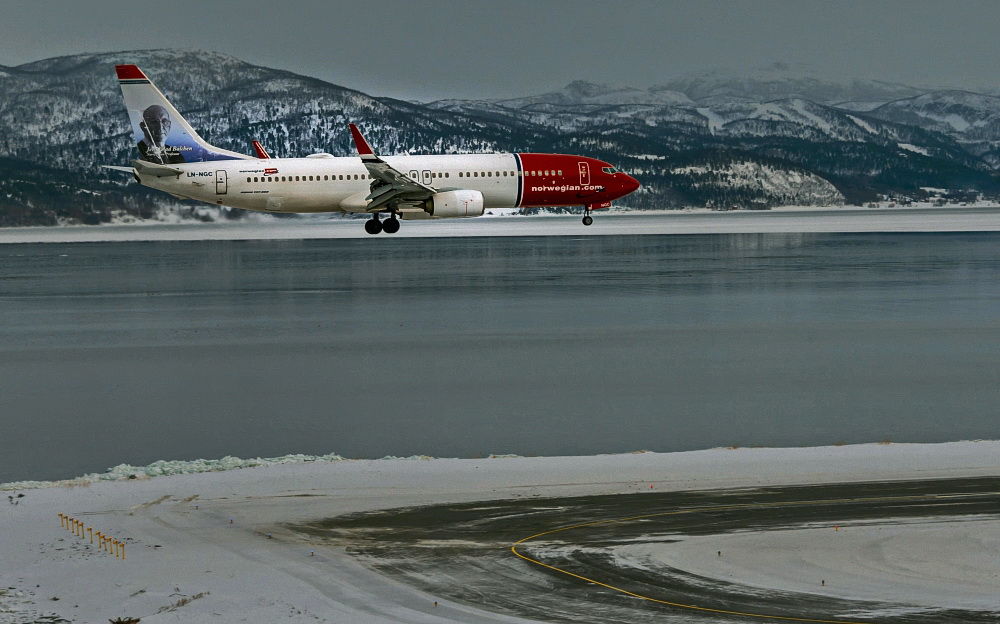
[5,0,1000,101]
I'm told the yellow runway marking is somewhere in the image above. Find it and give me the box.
[511,493,977,623]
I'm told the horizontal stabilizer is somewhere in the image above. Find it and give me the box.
[101,165,135,173]
[131,159,184,177]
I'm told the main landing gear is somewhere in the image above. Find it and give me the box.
[364,213,400,235]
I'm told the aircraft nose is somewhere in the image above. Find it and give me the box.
[622,174,640,193]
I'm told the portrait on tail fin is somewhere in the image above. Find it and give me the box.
[137,105,185,164]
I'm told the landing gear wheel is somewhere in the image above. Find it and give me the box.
[364,217,383,235]
[582,215,593,226]
[382,217,400,234]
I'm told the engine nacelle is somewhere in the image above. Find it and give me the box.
[425,190,484,218]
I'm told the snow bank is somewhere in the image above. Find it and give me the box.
[1,452,347,490]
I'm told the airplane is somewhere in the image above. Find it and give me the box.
[107,65,640,234]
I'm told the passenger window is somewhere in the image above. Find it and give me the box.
[445,172,449,178]
[487,172,492,177]
[474,172,478,177]
[558,170,562,176]
[247,177,251,183]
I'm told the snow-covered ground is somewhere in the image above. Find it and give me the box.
[1,441,998,623]
[3,205,1000,243]
[630,517,1000,611]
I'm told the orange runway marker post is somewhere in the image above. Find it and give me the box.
[58,513,64,528]
[88,527,93,543]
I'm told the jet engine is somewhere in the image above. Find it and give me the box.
[425,190,484,218]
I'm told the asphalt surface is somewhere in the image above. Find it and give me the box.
[292,477,1000,623]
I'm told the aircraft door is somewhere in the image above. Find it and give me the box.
[422,170,432,185]
[215,170,228,194]
[578,162,590,186]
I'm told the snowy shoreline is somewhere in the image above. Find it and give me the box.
[3,204,1000,243]
[2,441,998,622]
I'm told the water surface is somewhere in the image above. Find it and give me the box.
[2,233,999,482]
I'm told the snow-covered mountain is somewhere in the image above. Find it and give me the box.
[492,80,695,108]
[1,51,998,225]
[670,159,844,206]
[865,91,1000,165]
[656,63,927,107]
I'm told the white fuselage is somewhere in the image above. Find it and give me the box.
[146,153,521,215]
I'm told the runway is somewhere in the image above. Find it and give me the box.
[3,205,1000,243]
[294,477,1000,623]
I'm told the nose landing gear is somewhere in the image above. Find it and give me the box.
[582,201,611,226]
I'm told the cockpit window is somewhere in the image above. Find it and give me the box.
[602,166,619,174]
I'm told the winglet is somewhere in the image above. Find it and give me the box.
[349,123,375,157]
[115,64,148,81]
[252,140,271,159]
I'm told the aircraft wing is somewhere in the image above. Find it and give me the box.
[349,123,437,212]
